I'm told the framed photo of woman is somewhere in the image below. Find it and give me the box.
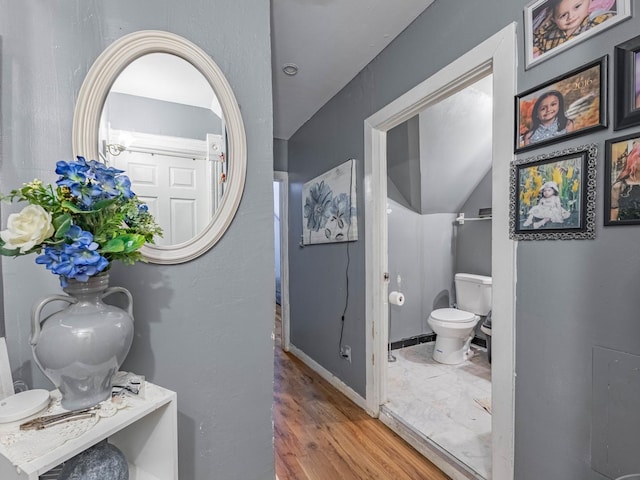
[510,143,597,240]
[613,34,640,130]
[604,133,640,225]
[524,0,630,69]
[515,56,607,153]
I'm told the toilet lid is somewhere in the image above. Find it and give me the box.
[430,308,476,323]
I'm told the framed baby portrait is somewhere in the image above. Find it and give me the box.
[515,56,607,153]
[523,0,631,69]
[613,34,640,131]
[509,143,597,240]
[604,133,640,225]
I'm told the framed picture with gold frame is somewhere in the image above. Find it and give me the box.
[515,56,607,153]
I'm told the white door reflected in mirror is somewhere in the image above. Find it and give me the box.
[73,31,246,264]
[99,53,226,247]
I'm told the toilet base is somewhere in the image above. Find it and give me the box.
[432,335,473,365]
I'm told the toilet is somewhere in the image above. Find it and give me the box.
[427,273,492,365]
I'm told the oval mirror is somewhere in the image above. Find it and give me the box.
[73,30,246,264]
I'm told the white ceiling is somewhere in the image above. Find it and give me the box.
[271,0,436,140]
[110,2,437,141]
[110,53,222,117]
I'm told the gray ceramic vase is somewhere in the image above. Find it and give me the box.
[31,274,134,410]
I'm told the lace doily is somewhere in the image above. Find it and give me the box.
[0,391,129,466]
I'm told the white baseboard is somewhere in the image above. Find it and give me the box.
[287,343,371,414]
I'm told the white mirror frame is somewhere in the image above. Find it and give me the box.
[72,30,247,264]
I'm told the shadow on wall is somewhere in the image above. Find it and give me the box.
[432,289,449,310]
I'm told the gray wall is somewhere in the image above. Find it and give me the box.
[274,137,288,172]
[455,169,492,278]
[387,116,421,213]
[0,3,274,480]
[106,92,222,139]
[387,199,425,342]
[287,1,640,478]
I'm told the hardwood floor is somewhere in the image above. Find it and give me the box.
[273,305,450,480]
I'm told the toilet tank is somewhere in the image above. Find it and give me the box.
[454,273,492,315]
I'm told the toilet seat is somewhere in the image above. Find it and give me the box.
[429,308,476,323]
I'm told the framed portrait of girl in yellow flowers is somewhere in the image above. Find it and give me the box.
[510,144,597,240]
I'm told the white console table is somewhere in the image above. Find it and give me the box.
[0,382,177,480]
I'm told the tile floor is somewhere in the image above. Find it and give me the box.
[385,342,492,479]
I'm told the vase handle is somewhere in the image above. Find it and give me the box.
[102,287,134,319]
[31,295,77,346]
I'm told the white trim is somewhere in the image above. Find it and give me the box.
[364,23,517,480]
[106,129,208,159]
[274,171,290,352]
[288,344,370,414]
[72,30,247,264]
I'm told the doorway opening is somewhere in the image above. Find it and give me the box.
[274,172,290,351]
[364,24,517,480]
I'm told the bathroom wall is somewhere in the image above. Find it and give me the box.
[387,199,422,341]
[387,116,421,213]
[455,169,492,278]
[0,2,275,479]
[287,0,640,477]
[388,171,490,344]
[386,78,492,343]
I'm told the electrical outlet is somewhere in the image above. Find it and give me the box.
[340,345,351,362]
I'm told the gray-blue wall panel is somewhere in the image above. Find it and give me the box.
[0,2,274,479]
[287,1,640,478]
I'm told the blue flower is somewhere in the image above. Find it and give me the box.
[303,181,333,231]
[35,227,109,286]
[91,161,134,199]
[55,158,90,185]
[330,193,353,229]
[114,175,134,199]
[1,155,161,285]
[65,225,96,247]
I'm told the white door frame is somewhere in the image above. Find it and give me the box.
[274,171,290,351]
[364,23,517,479]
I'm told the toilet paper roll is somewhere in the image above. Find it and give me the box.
[389,291,405,306]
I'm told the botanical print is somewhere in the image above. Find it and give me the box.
[517,156,582,230]
[302,159,358,245]
[517,61,603,151]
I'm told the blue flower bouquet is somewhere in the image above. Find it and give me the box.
[0,156,162,285]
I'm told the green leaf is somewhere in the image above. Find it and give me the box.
[0,245,21,256]
[61,200,87,213]
[101,238,125,253]
[92,198,118,210]
[53,213,72,239]
[120,234,146,253]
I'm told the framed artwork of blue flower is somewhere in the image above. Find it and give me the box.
[302,159,358,245]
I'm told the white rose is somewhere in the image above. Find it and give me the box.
[0,205,55,253]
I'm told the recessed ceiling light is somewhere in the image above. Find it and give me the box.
[282,63,299,76]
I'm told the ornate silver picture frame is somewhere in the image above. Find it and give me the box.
[510,143,597,240]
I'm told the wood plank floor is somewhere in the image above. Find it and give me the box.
[273,306,450,480]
